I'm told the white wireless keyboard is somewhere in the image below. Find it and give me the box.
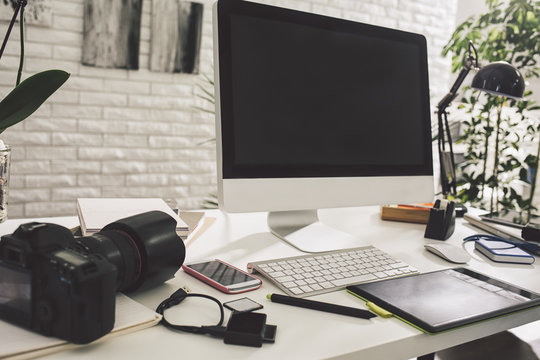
[247,246,418,298]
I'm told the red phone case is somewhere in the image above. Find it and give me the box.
[182,260,262,294]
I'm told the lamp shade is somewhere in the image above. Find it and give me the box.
[471,61,525,99]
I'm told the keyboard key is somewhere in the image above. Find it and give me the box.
[391,262,409,269]
[332,273,377,286]
[275,275,295,283]
[283,281,296,288]
[268,271,286,278]
[320,282,334,289]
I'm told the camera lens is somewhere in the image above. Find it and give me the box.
[76,211,186,292]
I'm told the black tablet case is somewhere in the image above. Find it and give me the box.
[347,268,540,333]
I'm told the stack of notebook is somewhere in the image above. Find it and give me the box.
[77,198,189,239]
[464,212,540,256]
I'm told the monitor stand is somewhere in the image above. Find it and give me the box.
[267,210,360,253]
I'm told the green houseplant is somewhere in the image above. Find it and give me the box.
[0,0,70,221]
[442,0,540,213]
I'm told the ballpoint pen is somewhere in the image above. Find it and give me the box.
[267,293,376,319]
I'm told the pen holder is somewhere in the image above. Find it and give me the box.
[424,200,455,240]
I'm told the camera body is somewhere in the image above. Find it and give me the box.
[0,211,185,344]
[0,222,117,344]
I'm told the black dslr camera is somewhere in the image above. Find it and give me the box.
[0,211,185,344]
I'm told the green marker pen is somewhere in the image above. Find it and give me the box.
[267,293,376,319]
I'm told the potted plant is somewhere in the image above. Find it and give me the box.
[0,0,70,221]
[442,0,540,214]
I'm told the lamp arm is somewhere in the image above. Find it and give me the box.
[437,63,473,196]
[438,110,457,195]
[437,41,478,196]
[438,41,478,112]
[437,61,474,112]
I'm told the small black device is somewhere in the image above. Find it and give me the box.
[224,312,276,347]
[223,297,263,313]
[183,259,262,294]
[479,209,540,229]
[0,211,185,344]
[522,222,540,242]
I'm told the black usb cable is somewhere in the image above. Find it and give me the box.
[156,286,277,347]
[156,286,227,337]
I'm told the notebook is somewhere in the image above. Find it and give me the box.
[77,198,189,238]
[0,293,161,360]
[464,212,540,256]
[347,268,540,334]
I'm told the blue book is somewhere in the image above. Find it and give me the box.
[475,239,535,264]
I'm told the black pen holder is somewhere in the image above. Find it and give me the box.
[424,200,455,240]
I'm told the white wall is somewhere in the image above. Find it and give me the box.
[0,0,458,218]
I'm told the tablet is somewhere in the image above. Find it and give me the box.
[480,209,540,229]
[347,268,540,334]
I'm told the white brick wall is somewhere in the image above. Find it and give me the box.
[0,0,457,218]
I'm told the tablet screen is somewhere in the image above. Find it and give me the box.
[347,268,540,333]
[480,210,540,228]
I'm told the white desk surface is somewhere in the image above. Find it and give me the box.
[1,206,539,360]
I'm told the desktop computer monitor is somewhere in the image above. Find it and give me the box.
[213,0,434,252]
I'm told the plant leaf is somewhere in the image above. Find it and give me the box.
[0,70,70,134]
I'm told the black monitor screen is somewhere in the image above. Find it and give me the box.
[217,0,432,179]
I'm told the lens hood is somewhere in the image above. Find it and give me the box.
[102,210,186,292]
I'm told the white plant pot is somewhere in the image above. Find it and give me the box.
[0,145,11,223]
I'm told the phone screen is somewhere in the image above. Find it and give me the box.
[185,260,256,286]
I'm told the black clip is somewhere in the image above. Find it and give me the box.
[424,199,455,240]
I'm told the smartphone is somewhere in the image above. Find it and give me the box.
[480,210,540,229]
[182,259,262,294]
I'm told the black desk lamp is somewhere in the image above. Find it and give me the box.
[437,41,525,214]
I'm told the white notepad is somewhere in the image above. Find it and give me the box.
[0,293,162,360]
[77,198,188,237]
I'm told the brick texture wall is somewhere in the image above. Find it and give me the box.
[0,0,457,218]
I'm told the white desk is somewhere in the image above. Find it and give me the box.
[1,207,539,359]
